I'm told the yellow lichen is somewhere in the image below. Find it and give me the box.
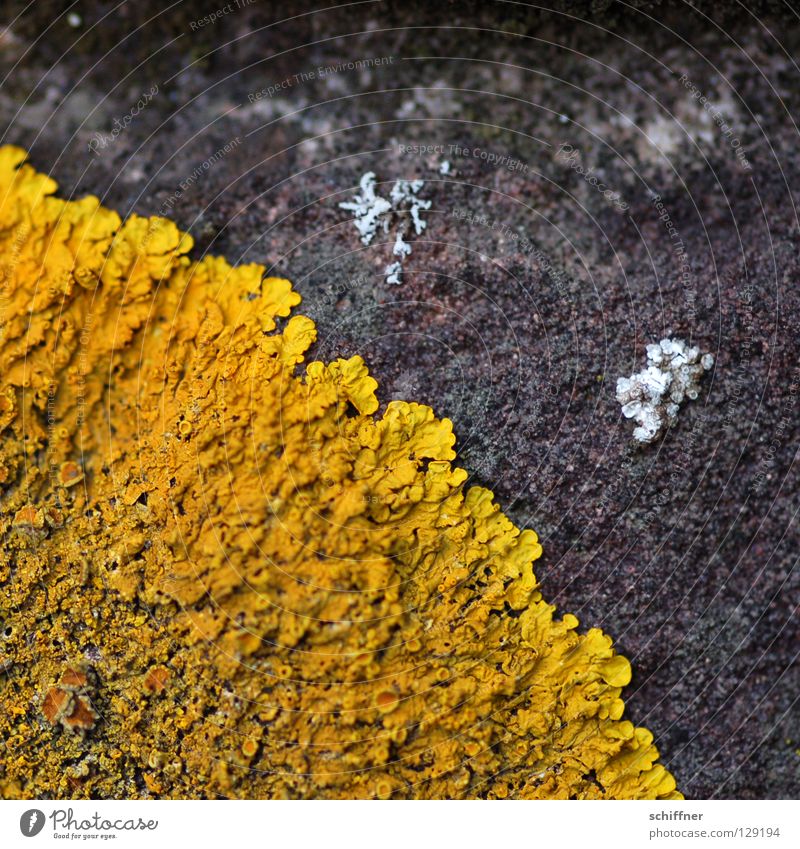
[0,145,681,800]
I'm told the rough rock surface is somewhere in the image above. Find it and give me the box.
[0,1,798,798]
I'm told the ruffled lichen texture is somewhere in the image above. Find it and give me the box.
[0,146,680,800]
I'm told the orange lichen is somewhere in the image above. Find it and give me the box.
[41,667,97,734]
[241,739,260,759]
[374,689,401,713]
[0,145,681,800]
[143,667,170,694]
[12,505,42,529]
[59,668,89,689]
[41,688,70,725]
[58,461,84,487]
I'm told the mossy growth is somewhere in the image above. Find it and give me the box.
[0,146,680,799]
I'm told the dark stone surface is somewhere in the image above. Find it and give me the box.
[1,1,798,798]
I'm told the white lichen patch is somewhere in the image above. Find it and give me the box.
[616,338,714,443]
[338,172,392,245]
[393,231,412,259]
[339,172,431,285]
[384,261,403,286]
[389,179,431,236]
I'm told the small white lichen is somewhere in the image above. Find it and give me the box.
[338,172,392,245]
[339,172,430,285]
[616,338,714,443]
[439,159,451,175]
[385,261,403,286]
[390,179,431,236]
[393,232,412,258]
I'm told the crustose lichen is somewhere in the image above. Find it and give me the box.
[616,338,714,443]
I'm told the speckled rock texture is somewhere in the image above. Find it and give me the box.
[0,0,798,798]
